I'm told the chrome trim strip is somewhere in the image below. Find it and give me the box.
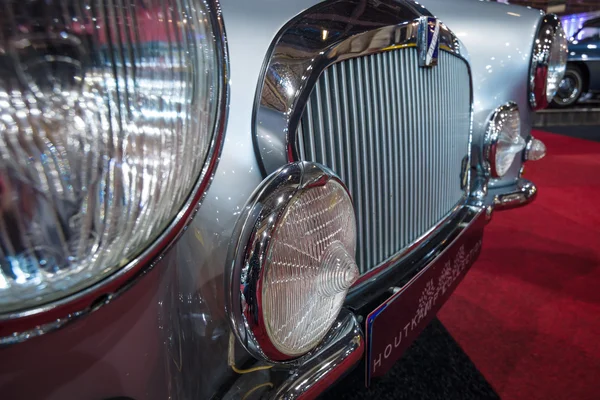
[0,0,230,345]
[253,0,469,175]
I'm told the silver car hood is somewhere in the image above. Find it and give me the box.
[420,0,544,187]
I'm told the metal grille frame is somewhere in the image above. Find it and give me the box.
[253,0,474,282]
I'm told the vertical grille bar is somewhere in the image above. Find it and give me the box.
[358,58,372,269]
[297,48,470,274]
[376,55,384,262]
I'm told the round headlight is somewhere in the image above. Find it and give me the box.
[0,0,226,315]
[530,14,568,110]
[485,102,525,178]
[227,162,358,361]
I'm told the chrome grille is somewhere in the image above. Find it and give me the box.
[296,48,471,274]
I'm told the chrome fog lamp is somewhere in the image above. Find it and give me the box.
[227,162,358,361]
[485,102,525,178]
[0,0,226,315]
[524,136,547,162]
[530,14,568,110]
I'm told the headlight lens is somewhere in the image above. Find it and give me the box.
[486,102,525,178]
[0,0,223,313]
[263,180,357,357]
[530,14,568,110]
[229,162,358,361]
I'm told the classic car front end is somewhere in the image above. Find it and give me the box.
[0,0,566,399]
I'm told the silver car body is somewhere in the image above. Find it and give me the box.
[0,0,547,399]
[421,0,544,194]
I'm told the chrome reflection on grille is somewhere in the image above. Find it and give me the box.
[296,48,471,274]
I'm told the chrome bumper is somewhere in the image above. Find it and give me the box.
[489,178,537,210]
[223,311,363,400]
[270,311,364,399]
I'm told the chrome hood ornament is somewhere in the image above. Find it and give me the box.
[418,16,441,67]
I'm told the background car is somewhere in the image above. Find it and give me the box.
[553,16,600,107]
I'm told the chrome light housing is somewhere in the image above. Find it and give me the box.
[227,162,358,361]
[530,14,568,110]
[0,0,227,333]
[485,102,525,178]
[524,136,547,162]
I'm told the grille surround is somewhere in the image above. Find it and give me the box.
[253,0,473,281]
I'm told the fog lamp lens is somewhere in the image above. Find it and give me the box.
[263,180,357,357]
[525,137,547,161]
[486,102,525,178]
[229,162,358,361]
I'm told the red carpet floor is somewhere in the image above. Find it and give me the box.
[439,130,600,400]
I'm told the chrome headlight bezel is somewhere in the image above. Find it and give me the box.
[484,102,524,179]
[529,14,568,110]
[226,162,358,363]
[0,0,229,344]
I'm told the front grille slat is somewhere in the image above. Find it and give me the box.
[398,50,408,252]
[371,55,383,264]
[298,48,471,274]
[361,58,372,265]
[297,114,306,161]
[382,53,393,258]
[322,72,337,173]
[305,100,316,161]
[315,82,327,166]
[339,65,353,196]
[415,50,423,239]
[407,49,417,245]
[331,68,345,184]
[389,52,399,252]
[347,59,364,263]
